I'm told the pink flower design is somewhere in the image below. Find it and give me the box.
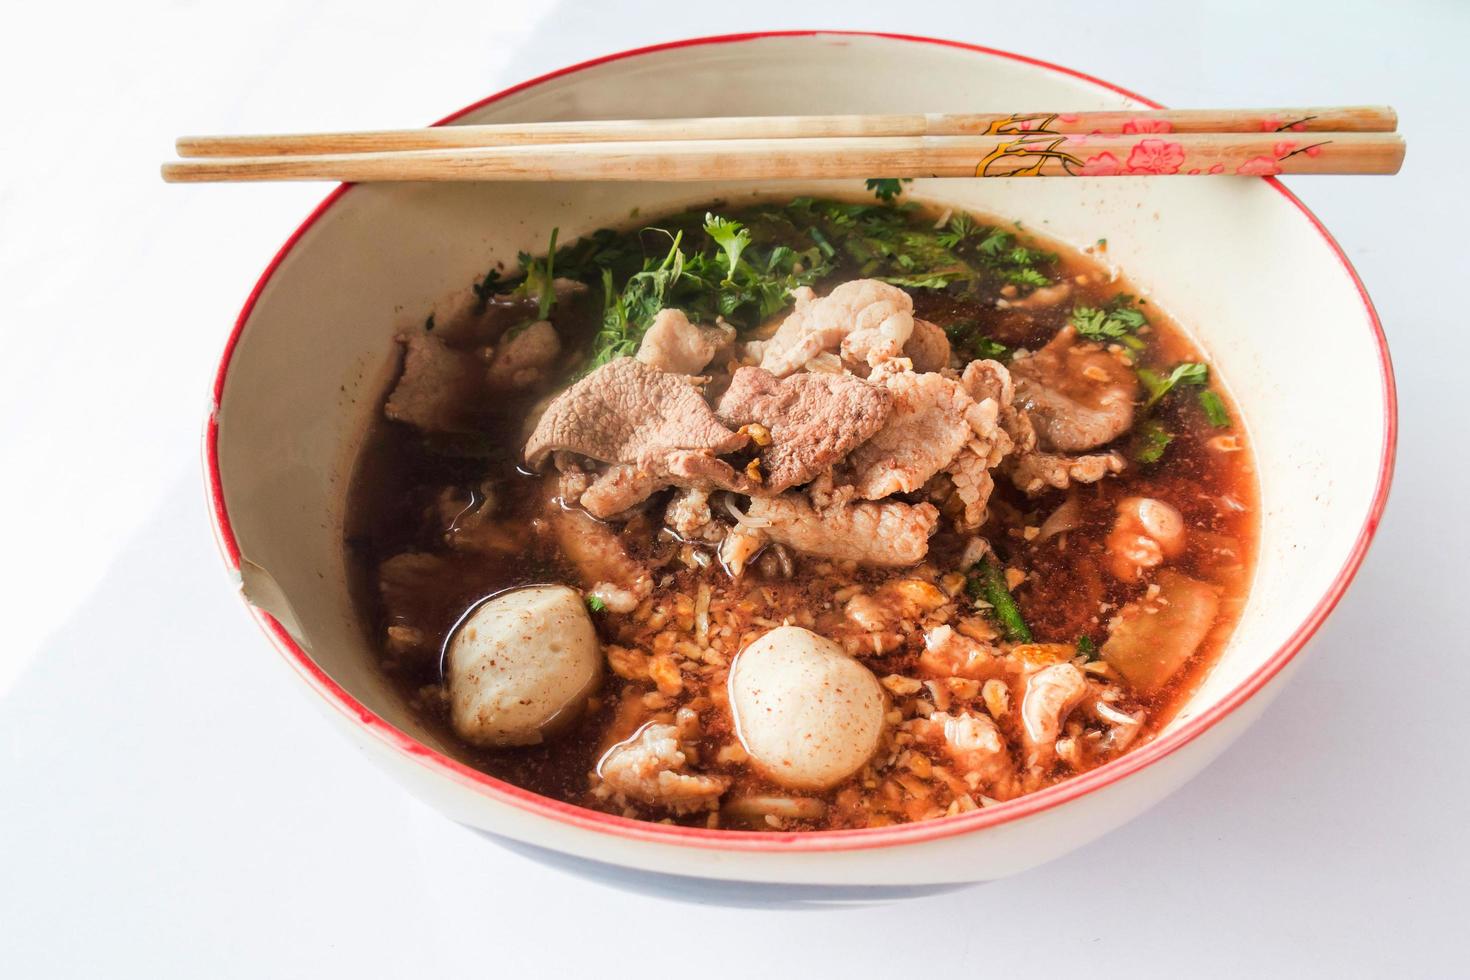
[1260,114,1282,132]
[1208,163,1225,174]
[1290,122,1307,132]
[1272,140,1296,158]
[1187,168,1201,175]
[1058,113,1080,123]
[1125,138,1185,174]
[1081,152,1126,176]
[1122,118,1174,134]
[1305,144,1322,157]
[1016,118,1038,131]
[1236,155,1283,176]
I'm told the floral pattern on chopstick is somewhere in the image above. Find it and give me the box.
[973,135,1335,177]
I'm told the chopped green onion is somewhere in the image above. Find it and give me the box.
[1076,635,1098,660]
[967,558,1033,643]
[1198,389,1231,428]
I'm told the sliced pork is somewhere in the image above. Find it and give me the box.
[384,333,485,432]
[485,319,561,389]
[757,280,915,376]
[716,367,892,492]
[847,367,1011,512]
[636,308,734,375]
[745,494,940,566]
[594,723,730,814]
[1010,325,1140,452]
[525,357,752,504]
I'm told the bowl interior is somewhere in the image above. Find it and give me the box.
[212,34,1389,819]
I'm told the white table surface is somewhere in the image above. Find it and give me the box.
[3,1,1466,975]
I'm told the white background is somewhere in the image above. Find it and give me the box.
[3,1,1466,976]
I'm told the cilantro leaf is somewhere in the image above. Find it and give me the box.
[585,594,607,613]
[704,212,751,284]
[1133,419,1174,464]
[1071,297,1149,343]
[1138,361,1209,409]
[865,177,911,201]
[936,213,975,249]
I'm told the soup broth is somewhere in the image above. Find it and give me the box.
[346,196,1256,831]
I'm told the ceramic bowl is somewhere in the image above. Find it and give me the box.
[206,31,1395,885]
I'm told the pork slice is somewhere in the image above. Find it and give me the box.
[384,333,485,432]
[579,464,667,519]
[746,494,940,566]
[961,358,1038,455]
[548,504,652,613]
[636,308,734,375]
[594,723,730,814]
[1008,449,1125,495]
[524,357,748,481]
[848,368,1010,503]
[1010,325,1139,452]
[758,280,915,376]
[924,711,1017,793]
[715,367,892,492]
[486,319,560,389]
[902,318,952,373]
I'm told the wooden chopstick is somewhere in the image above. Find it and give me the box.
[175,106,1396,157]
[161,132,1405,183]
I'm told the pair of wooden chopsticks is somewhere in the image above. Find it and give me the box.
[162,106,1404,183]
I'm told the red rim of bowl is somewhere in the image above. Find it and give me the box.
[203,30,1397,854]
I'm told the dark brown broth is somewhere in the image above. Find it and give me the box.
[345,199,1258,828]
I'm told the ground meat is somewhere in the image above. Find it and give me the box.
[1008,449,1126,495]
[924,712,1017,792]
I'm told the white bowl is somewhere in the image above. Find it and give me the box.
[205,31,1395,885]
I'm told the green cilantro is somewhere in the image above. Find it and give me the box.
[1138,361,1209,410]
[516,227,560,320]
[1076,635,1098,659]
[704,213,751,284]
[1071,299,1147,344]
[585,594,607,613]
[942,318,1010,361]
[865,177,911,201]
[1133,418,1174,464]
[936,213,975,249]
